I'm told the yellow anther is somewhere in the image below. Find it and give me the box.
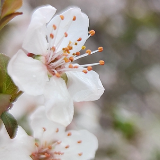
[82,70,88,74]
[87,66,92,71]
[98,47,103,52]
[64,32,68,37]
[99,60,105,65]
[73,16,76,21]
[86,49,91,55]
[81,46,86,50]
[53,24,57,30]
[50,33,54,39]
[64,57,70,63]
[60,15,64,20]
[77,37,82,41]
[89,30,95,36]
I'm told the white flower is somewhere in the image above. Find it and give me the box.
[8,5,105,126]
[0,107,98,160]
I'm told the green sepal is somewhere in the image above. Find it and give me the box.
[1,111,18,139]
[61,73,68,84]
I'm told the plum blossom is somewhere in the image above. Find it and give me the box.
[0,107,98,160]
[8,5,104,126]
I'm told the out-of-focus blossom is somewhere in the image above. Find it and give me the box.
[0,107,98,160]
[72,102,101,133]
[8,5,104,126]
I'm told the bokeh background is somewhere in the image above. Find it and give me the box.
[1,0,160,160]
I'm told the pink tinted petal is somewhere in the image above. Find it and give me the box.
[66,71,105,102]
[30,106,65,143]
[23,5,56,55]
[54,130,98,160]
[47,7,89,54]
[44,77,74,127]
[8,50,49,96]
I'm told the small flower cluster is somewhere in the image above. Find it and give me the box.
[1,5,105,160]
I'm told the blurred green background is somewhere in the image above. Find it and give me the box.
[1,0,160,159]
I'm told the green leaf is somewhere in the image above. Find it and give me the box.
[1,0,22,18]
[0,53,21,102]
[1,111,18,138]
[0,94,11,115]
[0,11,22,30]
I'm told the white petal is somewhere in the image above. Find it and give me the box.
[47,7,89,54]
[54,130,98,160]
[8,50,49,96]
[23,5,56,55]
[30,106,65,143]
[0,126,34,160]
[9,93,44,119]
[66,71,105,102]
[44,77,74,126]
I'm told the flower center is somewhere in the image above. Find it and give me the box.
[31,141,63,160]
[44,30,104,78]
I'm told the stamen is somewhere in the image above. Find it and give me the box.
[56,73,61,77]
[50,33,54,39]
[81,46,86,50]
[51,46,56,52]
[77,140,82,143]
[99,60,105,65]
[64,32,68,37]
[56,128,59,132]
[69,57,74,62]
[89,30,95,36]
[27,53,34,57]
[35,142,39,147]
[86,49,91,55]
[98,47,103,52]
[67,132,72,136]
[74,65,79,68]
[53,24,57,30]
[69,64,73,68]
[83,70,88,74]
[60,15,64,20]
[78,153,83,156]
[43,127,46,132]
[75,42,78,45]
[64,57,70,63]
[77,37,82,41]
[65,145,70,149]
[73,16,76,21]
[48,145,52,149]
[76,52,80,56]
[87,66,92,71]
